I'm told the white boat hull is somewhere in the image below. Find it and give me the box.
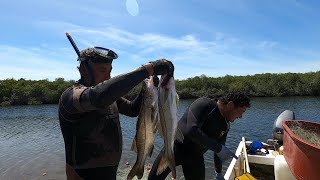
[224,137,295,180]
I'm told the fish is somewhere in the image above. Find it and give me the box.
[156,74,184,179]
[127,76,159,180]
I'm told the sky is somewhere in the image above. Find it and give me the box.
[1,0,320,81]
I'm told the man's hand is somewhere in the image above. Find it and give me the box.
[149,59,174,76]
[216,145,238,161]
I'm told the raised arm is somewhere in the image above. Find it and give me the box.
[61,59,173,113]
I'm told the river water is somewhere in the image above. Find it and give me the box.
[1,96,319,180]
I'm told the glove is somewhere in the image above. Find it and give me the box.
[215,171,224,180]
[149,59,174,76]
[216,145,238,161]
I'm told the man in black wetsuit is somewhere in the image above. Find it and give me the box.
[58,46,174,180]
[148,91,250,180]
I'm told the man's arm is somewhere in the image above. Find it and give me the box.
[74,59,173,112]
[82,66,149,110]
[116,92,144,117]
[214,134,227,173]
[59,66,149,115]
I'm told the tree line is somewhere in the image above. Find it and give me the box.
[1,71,320,106]
[175,71,320,98]
[0,78,75,106]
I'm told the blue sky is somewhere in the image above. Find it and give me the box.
[1,0,320,81]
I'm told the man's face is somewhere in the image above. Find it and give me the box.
[227,102,248,122]
[88,60,112,84]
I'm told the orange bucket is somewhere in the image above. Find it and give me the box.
[282,120,320,180]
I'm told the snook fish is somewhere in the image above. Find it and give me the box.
[157,74,183,179]
[127,76,159,180]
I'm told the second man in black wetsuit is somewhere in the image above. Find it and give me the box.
[58,46,174,180]
[148,91,250,180]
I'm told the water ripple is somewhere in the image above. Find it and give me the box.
[1,97,320,179]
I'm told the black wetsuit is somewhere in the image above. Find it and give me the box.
[59,66,149,180]
[148,97,230,180]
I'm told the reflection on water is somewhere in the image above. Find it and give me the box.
[1,97,320,180]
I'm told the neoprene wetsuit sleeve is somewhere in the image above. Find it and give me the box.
[214,134,227,173]
[185,98,223,153]
[80,66,149,110]
[116,89,144,117]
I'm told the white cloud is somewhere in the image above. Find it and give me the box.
[0,45,78,80]
[2,22,320,80]
[257,41,278,49]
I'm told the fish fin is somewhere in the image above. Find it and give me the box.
[169,154,177,179]
[175,128,184,143]
[152,112,159,133]
[148,144,154,157]
[156,155,169,176]
[164,90,170,108]
[156,152,176,178]
[131,138,137,153]
[151,105,159,128]
[176,93,180,107]
[153,125,158,134]
[156,120,165,138]
[153,124,158,134]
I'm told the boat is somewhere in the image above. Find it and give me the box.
[224,137,258,180]
[224,137,295,180]
[224,110,300,180]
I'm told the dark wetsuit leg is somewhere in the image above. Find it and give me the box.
[182,155,205,180]
[75,165,118,180]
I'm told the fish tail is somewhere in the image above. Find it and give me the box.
[156,155,168,176]
[127,165,136,180]
[168,153,176,179]
[127,168,135,180]
[156,151,176,178]
[127,163,144,180]
[136,166,144,179]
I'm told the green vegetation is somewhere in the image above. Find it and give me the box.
[0,78,75,106]
[1,71,320,106]
[176,71,320,98]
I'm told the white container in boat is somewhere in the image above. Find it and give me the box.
[274,155,296,180]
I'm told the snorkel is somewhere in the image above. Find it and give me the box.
[65,32,96,85]
[66,32,80,56]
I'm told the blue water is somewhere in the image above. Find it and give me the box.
[1,96,320,180]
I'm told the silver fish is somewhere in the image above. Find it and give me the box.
[157,74,183,179]
[127,76,159,180]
